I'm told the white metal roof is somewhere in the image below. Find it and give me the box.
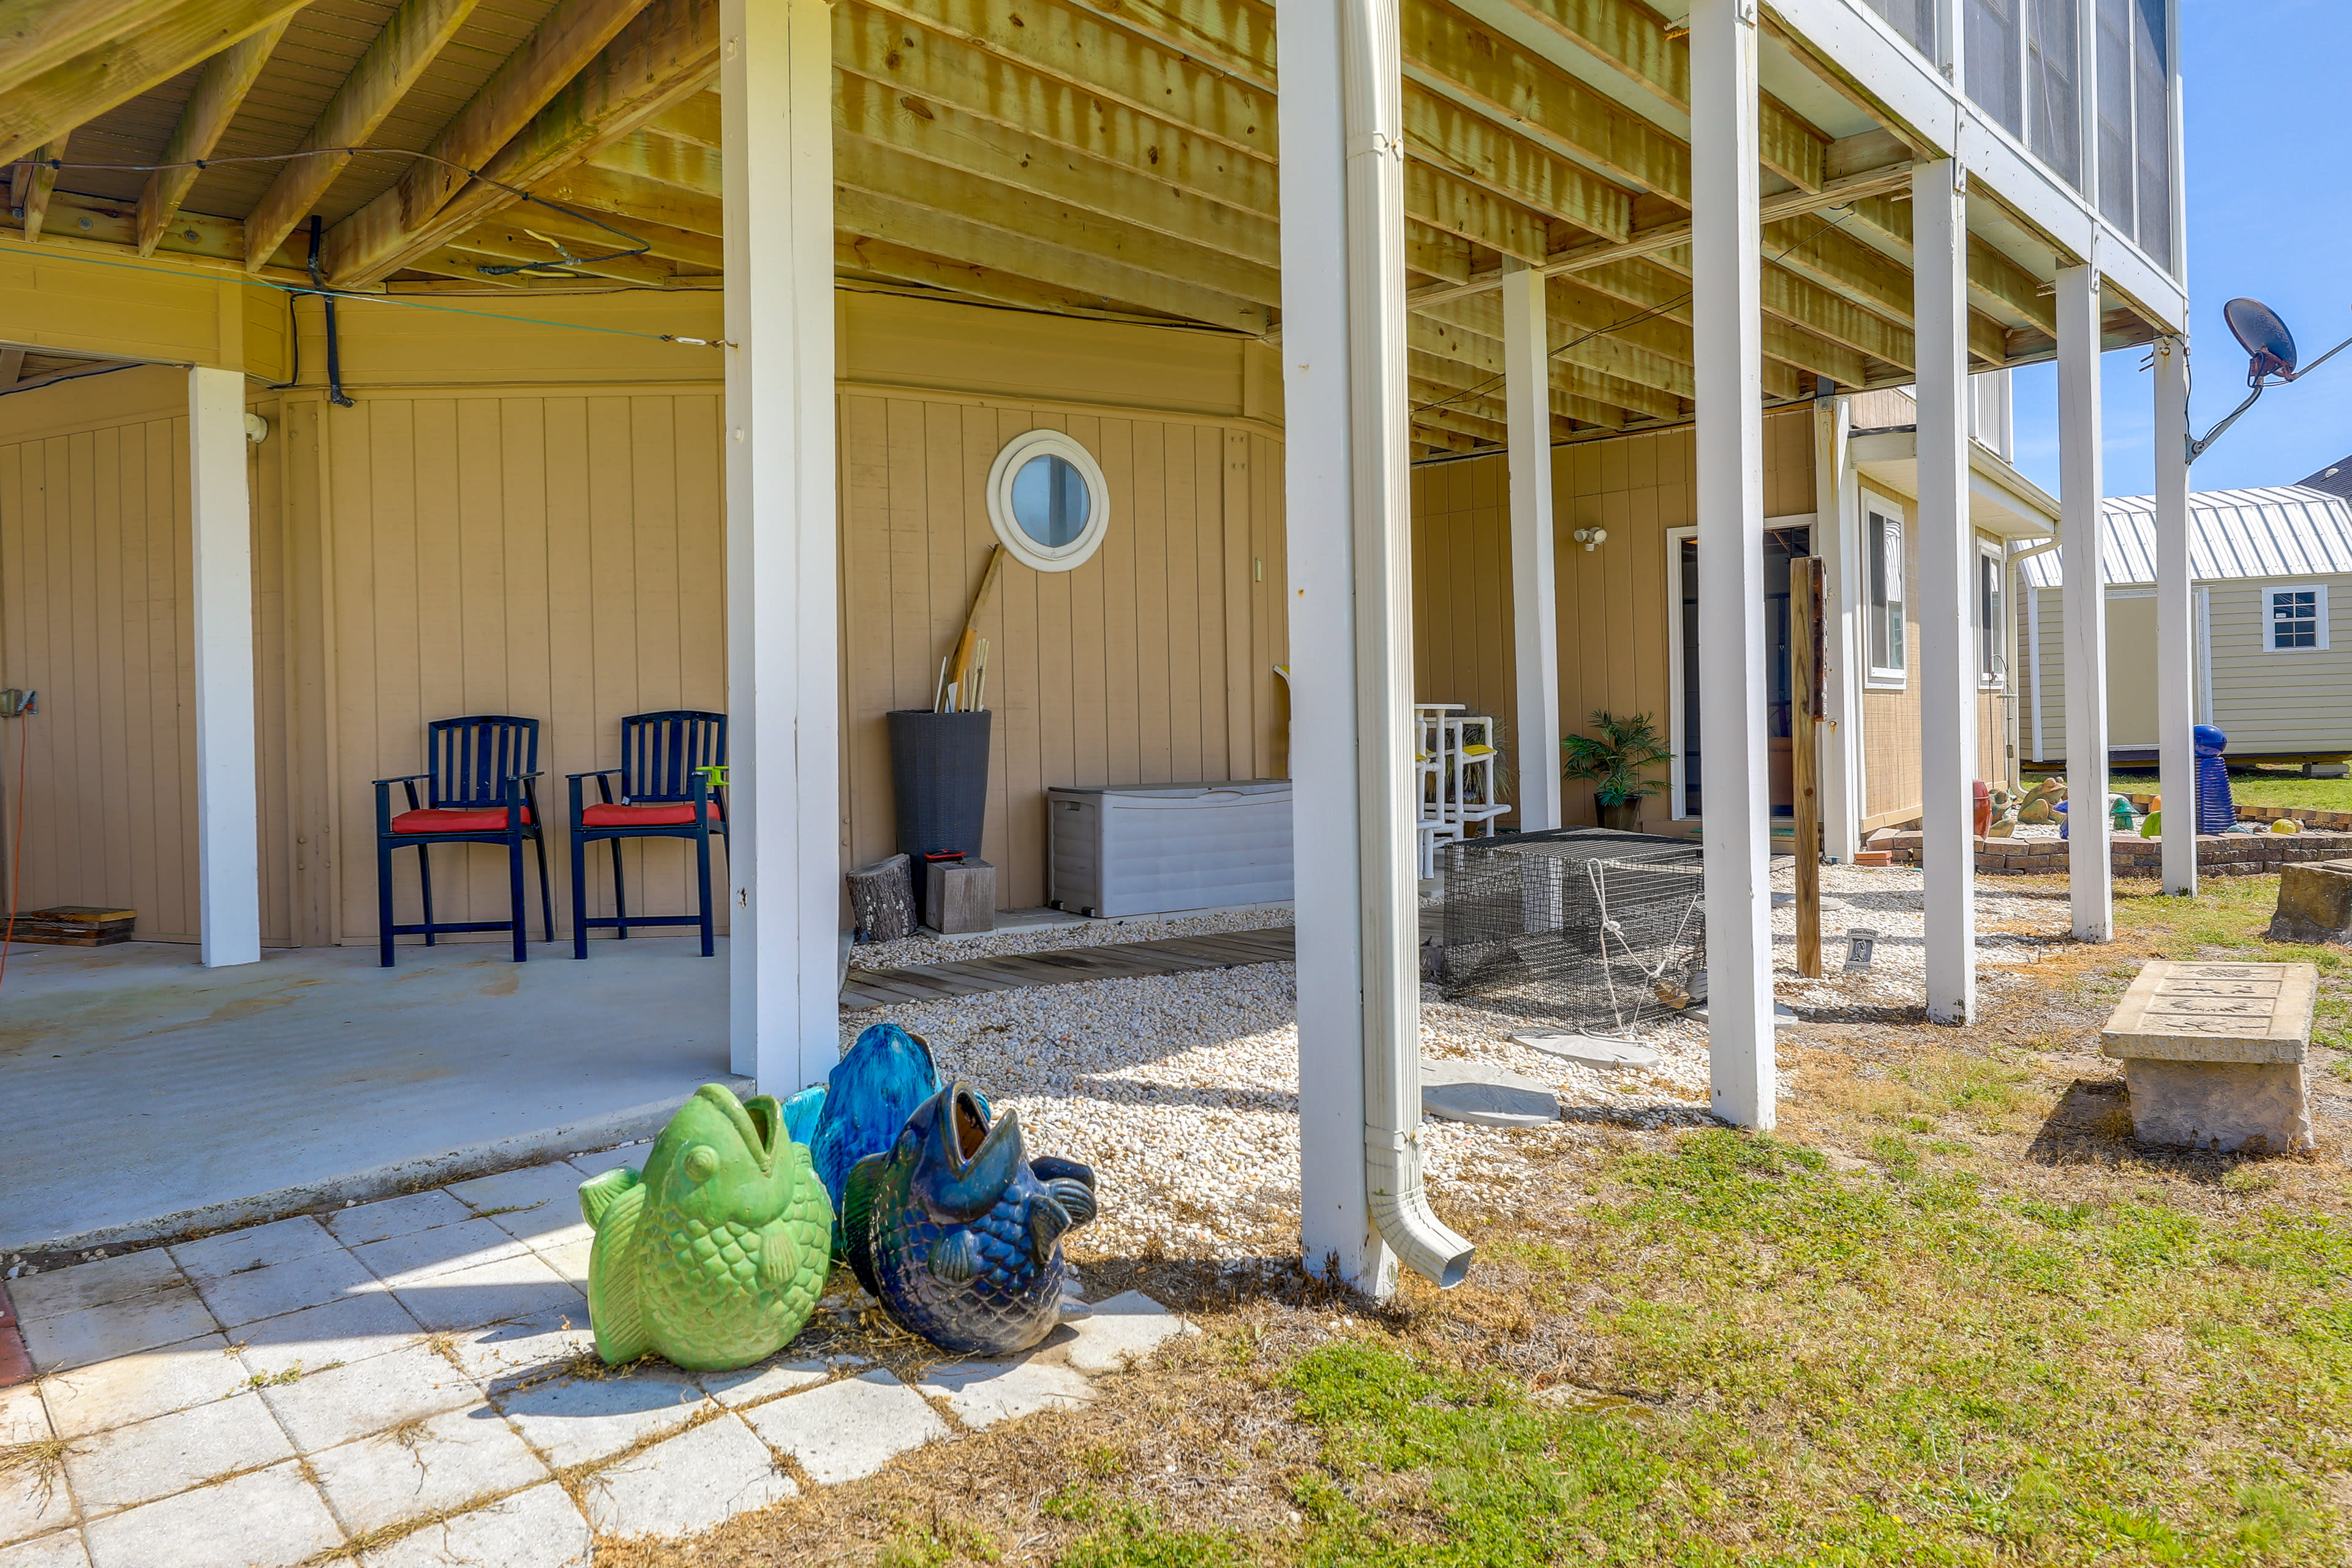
[2015,485,2352,589]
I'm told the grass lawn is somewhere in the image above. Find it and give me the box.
[608,876,2352,1568]
[2112,766,2352,814]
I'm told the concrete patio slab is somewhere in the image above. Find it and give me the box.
[0,1385,47,1445]
[437,1311,594,1390]
[1060,1291,1200,1373]
[496,1363,708,1470]
[0,1461,74,1550]
[189,1245,378,1330]
[352,1218,530,1287]
[918,1357,1096,1427]
[701,1355,829,1409]
[4,1257,179,1325]
[388,1252,581,1335]
[741,1368,949,1485]
[445,1164,595,1247]
[0,1531,88,1568]
[59,1390,290,1517]
[308,1408,550,1537]
[579,1412,797,1540]
[79,1460,339,1568]
[232,1291,421,1381]
[167,1218,340,1283]
[325,1193,475,1249]
[358,1482,589,1568]
[258,1341,481,1453]
[36,1336,246,1439]
[0,939,739,1254]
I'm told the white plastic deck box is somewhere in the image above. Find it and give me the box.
[1046,780,1294,918]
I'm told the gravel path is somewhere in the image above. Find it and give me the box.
[846,903,1295,971]
[839,865,2076,1261]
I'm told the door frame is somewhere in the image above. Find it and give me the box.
[1663,513,1817,824]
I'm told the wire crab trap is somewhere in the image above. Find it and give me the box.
[1436,827,1705,1033]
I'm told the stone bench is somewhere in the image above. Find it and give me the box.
[2100,960,2316,1154]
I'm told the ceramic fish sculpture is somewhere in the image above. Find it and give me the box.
[793,1022,982,1254]
[578,1084,833,1371]
[844,1083,1097,1356]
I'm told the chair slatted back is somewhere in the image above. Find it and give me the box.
[620,711,726,804]
[427,716,541,809]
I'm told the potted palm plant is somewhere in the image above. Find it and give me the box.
[1561,711,1672,831]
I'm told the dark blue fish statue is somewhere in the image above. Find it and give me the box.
[843,1083,1098,1356]
[792,1023,973,1254]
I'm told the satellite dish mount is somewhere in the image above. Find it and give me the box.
[2186,298,2352,463]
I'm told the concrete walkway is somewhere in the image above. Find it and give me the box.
[0,940,739,1254]
[0,1152,1193,1568]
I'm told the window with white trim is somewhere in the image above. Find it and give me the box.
[986,430,1111,572]
[2267,584,2329,651]
[1866,504,1907,683]
[1978,543,2007,685]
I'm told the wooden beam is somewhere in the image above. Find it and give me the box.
[0,346,23,383]
[1403,0,1689,202]
[1404,157,1555,263]
[1408,396,1508,447]
[533,159,719,237]
[0,0,311,166]
[1401,81,1630,244]
[833,186,1268,332]
[445,222,677,284]
[836,135,1276,306]
[0,0,156,98]
[838,2,1275,222]
[243,0,484,271]
[1841,192,2059,335]
[136,17,291,256]
[1483,0,1828,190]
[585,126,719,195]
[837,233,1201,323]
[1573,253,1871,387]
[856,0,1273,164]
[1406,221,1471,285]
[496,193,719,267]
[1424,287,1702,401]
[321,0,661,284]
[1410,318,1683,422]
[386,244,530,284]
[836,67,1278,268]
[1058,0,1276,93]
[16,182,312,269]
[1765,214,2008,365]
[11,133,61,241]
[1408,341,1655,426]
[645,85,717,146]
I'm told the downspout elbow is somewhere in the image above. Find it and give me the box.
[1364,1125,1474,1289]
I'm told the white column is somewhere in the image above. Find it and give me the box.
[189,366,261,969]
[1689,0,1773,1129]
[1912,157,1976,1025]
[1502,260,1561,833]
[1812,388,1863,862]
[1278,0,1470,1297]
[2153,336,2196,894]
[722,0,840,1093]
[2055,263,2113,940]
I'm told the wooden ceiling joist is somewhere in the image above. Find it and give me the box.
[1400,83,1629,246]
[1408,342,1653,428]
[1764,216,2008,366]
[584,126,719,196]
[320,0,668,284]
[1422,290,1700,403]
[446,223,677,284]
[1840,193,2059,336]
[241,0,486,271]
[12,133,63,241]
[492,195,718,268]
[535,159,720,238]
[0,0,311,165]
[839,232,1197,323]
[644,87,718,147]
[1058,0,1277,94]
[1572,254,1872,388]
[0,0,157,97]
[135,15,290,255]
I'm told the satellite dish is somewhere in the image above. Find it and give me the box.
[2223,297,2298,381]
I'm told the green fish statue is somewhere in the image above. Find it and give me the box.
[577,1084,834,1371]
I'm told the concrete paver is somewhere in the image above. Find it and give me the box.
[0,1385,48,1446]
[4,1258,180,1327]
[167,1218,339,1284]
[231,1290,421,1381]
[567,1144,648,1179]
[445,1166,594,1248]
[497,1363,709,1470]
[80,1460,339,1568]
[0,1456,75,1549]
[357,1481,589,1568]
[0,1531,89,1568]
[260,1341,482,1454]
[309,1408,549,1536]
[580,1412,797,1540]
[190,1246,377,1330]
[1060,1291,1198,1373]
[38,1336,247,1439]
[741,1369,949,1485]
[436,1310,593,1390]
[325,1193,473,1249]
[60,1391,290,1517]
[389,1253,579,1335]
[535,1239,591,1291]
[918,1357,1096,1428]
[17,1286,215,1377]
[352,1219,530,1288]
[701,1355,829,1409]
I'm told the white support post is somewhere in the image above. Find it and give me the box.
[1812,388,1863,863]
[1278,0,1471,1297]
[1689,0,1773,1129]
[2152,336,2196,895]
[722,0,840,1094]
[1912,157,1977,1025]
[2055,263,2113,941]
[189,365,261,969]
[1502,260,1561,834]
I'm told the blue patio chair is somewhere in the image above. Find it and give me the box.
[568,710,728,959]
[374,715,553,967]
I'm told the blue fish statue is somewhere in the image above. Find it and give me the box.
[844,1083,1098,1356]
[796,1023,982,1254]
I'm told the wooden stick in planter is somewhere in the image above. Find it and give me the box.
[941,545,1006,710]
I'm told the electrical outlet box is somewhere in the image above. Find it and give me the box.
[0,688,37,717]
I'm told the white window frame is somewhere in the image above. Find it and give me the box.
[1977,538,2008,688]
[2264,582,2329,652]
[986,429,1111,573]
[1864,496,1909,688]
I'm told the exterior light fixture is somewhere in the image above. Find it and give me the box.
[1572,527,1607,552]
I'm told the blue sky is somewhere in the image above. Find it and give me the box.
[2008,0,2352,499]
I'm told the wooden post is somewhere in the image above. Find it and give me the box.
[1791,556,1823,978]
[190,363,262,968]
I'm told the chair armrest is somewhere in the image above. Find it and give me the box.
[565,769,623,781]
[372,772,432,785]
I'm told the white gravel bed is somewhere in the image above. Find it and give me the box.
[838,864,2075,1262]
[846,903,1294,971]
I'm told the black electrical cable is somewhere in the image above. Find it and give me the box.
[309,214,355,407]
[2,146,654,274]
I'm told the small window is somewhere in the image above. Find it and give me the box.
[986,430,1110,572]
[1867,505,1907,682]
[2267,584,2329,651]
[1979,545,2006,685]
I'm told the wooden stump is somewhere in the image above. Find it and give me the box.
[846,854,916,943]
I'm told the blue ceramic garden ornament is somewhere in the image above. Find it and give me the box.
[844,1083,1098,1356]
[787,1022,974,1253]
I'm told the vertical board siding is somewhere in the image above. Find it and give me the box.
[836,394,1273,911]
[1860,494,1923,822]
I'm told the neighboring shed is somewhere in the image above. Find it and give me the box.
[2018,486,2352,764]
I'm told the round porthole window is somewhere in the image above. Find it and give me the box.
[987,430,1110,572]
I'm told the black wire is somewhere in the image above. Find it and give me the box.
[1411,205,1869,423]
[2,147,653,273]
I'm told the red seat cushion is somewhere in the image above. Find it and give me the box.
[391,806,532,834]
[581,801,722,828]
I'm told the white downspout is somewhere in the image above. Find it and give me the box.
[1343,0,1471,1289]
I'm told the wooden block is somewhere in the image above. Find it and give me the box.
[923,859,997,935]
[9,906,137,946]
